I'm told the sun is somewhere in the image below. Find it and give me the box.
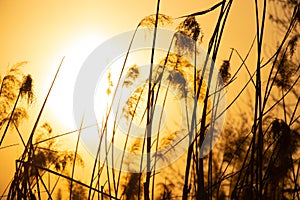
[47,34,104,130]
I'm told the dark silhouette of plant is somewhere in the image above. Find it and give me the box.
[139,14,172,28]
[262,119,300,199]
[273,51,299,91]
[0,63,33,147]
[175,16,202,57]
[4,1,300,200]
[219,60,231,84]
[69,181,87,200]
[8,122,85,199]
[122,173,143,200]
[155,182,174,200]
[32,123,84,173]
[123,64,140,88]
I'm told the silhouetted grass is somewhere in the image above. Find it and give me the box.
[1,0,300,199]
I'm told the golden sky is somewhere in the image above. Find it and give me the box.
[0,0,279,195]
[0,0,261,127]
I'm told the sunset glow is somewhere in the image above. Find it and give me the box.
[1,0,299,199]
[48,35,104,129]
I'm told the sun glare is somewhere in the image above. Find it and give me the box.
[47,35,104,130]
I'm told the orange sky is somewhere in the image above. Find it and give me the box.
[0,0,262,121]
[0,0,263,129]
[0,0,279,195]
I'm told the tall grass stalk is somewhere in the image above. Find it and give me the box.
[69,116,84,200]
[144,1,161,199]
[7,57,64,199]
